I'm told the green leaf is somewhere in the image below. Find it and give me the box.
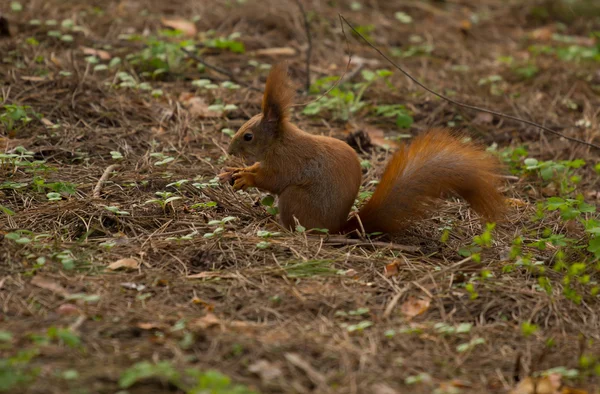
[119,361,179,389]
[394,11,412,24]
[523,158,539,168]
[256,241,270,249]
[361,70,376,82]
[11,1,23,12]
[261,195,275,207]
[588,237,600,258]
[0,331,13,342]
[395,112,414,128]
[0,205,15,216]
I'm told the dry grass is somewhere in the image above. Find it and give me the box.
[1,0,600,393]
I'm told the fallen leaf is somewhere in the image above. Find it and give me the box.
[506,198,527,207]
[57,303,80,316]
[190,313,222,330]
[459,19,472,33]
[40,118,55,127]
[80,46,111,60]
[151,126,166,135]
[160,18,197,37]
[31,276,70,298]
[344,268,358,277]
[400,297,431,320]
[530,26,554,41]
[384,260,401,277]
[473,112,494,124]
[359,126,398,149]
[191,297,214,310]
[120,282,146,291]
[248,360,283,383]
[186,271,236,279]
[137,322,166,330]
[179,94,223,118]
[107,258,140,271]
[21,76,47,82]
[50,54,63,67]
[254,47,296,57]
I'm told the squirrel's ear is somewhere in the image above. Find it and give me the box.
[261,63,294,127]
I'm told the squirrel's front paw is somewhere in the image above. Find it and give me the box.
[218,167,244,186]
[218,171,235,186]
[232,171,255,191]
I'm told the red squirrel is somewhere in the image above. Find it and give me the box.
[218,64,505,234]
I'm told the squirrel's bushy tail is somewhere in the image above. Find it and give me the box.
[343,129,505,234]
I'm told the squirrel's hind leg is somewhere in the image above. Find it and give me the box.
[277,186,347,233]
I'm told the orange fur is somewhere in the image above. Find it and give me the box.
[343,129,505,234]
[221,64,506,235]
[262,63,294,123]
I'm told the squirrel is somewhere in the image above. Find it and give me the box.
[218,63,505,235]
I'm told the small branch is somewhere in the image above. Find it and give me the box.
[338,14,600,151]
[93,164,119,199]
[291,14,353,108]
[293,0,312,92]
[321,236,420,253]
[180,48,261,92]
[382,256,472,319]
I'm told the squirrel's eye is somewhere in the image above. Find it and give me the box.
[243,133,253,141]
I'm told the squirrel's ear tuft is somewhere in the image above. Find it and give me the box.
[262,63,294,126]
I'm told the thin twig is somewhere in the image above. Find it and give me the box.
[293,0,312,92]
[321,236,420,253]
[93,164,119,199]
[382,256,472,319]
[291,14,353,108]
[338,14,600,151]
[180,48,261,92]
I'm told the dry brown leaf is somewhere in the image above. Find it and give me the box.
[363,127,398,148]
[344,268,358,277]
[31,276,70,298]
[248,360,283,383]
[530,26,554,41]
[80,46,111,60]
[438,380,472,392]
[161,18,197,37]
[473,112,494,124]
[459,19,472,33]
[137,322,166,330]
[186,271,236,279]
[506,198,527,207]
[190,313,222,330]
[179,94,223,118]
[57,303,80,316]
[50,55,63,67]
[40,118,55,127]
[384,260,401,277]
[400,297,431,320]
[21,76,47,82]
[107,258,140,271]
[254,47,296,57]
[191,297,215,310]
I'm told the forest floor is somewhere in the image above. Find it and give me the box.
[1,0,600,393]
